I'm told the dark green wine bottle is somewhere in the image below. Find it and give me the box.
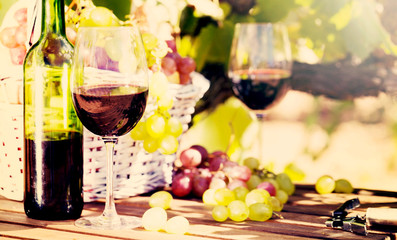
[23,0,84,220]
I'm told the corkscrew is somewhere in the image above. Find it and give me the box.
[325,198,397,236]
[325,198,368,235]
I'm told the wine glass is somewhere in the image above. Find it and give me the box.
[228,23,292,160]
[71,26,149,229]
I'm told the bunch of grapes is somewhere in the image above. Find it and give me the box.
[161,40,196,84]
[171,145,296,200]
[0,7,28,65]
[170,145,295,222]
[130,70,183,155]
[206,187,279,222]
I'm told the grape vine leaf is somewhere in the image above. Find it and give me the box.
[253,0,297,23]
[188,20,234,72]
[187,96,254,154]
[64,0,131,21]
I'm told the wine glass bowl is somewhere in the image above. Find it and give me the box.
[228,22,293,160]
[228,23,292,114]
[71,26,149,229]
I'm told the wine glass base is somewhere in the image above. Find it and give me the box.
[75,215,141,230]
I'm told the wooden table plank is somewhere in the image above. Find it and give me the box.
[0,185,396,240]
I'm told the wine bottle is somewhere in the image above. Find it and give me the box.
[23,0,84,220]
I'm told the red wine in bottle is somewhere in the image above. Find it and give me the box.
[23,0,84,220]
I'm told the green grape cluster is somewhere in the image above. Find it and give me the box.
[130,71,183,155]
[199,156,297,223]
[65,4,121,44]
[141,32,169,69]
[132,33,183,155]
[204,186,283,223]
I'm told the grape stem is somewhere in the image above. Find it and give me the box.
[225,110,239,154]
[272,212,284,219]
[66,0,77,13]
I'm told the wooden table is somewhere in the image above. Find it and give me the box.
[0,185,396,240]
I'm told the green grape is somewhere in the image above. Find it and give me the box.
[80,7,120,27]
[243,157,260,170]
[269,196,283,212]
[165,117,183,137]
[227,200,249,222]
[276,173,295,196]
[130,121,148,141]
[149,71,169,98]
[212,205,229,222]
[146,53,157,68]
[104,37,123,61]
[143,136,159,153]
[233,186,249,201]
[141,32,159,51]
[118,54,137,73]
[146,113,166,138]
[315,175,335,194]
[334,179,354,193]
[159,135,179,155]
[142,207,167,231]
[157,92,174,111]
[202,189,217,205]
[245,189,270,207]
[149,191,173,209]
[151,40,169,58]
[246,174,262,190]
[276,189,289,204]
[214,188,236,206]
[248,203,273,222]
[165,216,189,234]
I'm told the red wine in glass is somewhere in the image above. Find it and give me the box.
[72,84,148,137]
[230,69,291,112]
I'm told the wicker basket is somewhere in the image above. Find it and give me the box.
[0,72,209,202]
[0,75,24,201]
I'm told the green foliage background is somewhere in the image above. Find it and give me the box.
[0,0,131,24]
[0,0,17,24]
[179,0,397,71]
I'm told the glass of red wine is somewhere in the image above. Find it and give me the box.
[71,26,149,229]
[228,23,292,160]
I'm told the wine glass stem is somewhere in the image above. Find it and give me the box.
[256,113,266,162]
[102,137,120,222]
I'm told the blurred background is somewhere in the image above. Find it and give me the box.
[1,0,397,191]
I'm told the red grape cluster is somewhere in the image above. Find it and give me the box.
[0,7,28,65]
[171,145,252,198]
[161,40,196,85]
[171,145,296,201]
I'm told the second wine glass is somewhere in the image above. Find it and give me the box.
[228,23,293,160]
[71,26,149,230]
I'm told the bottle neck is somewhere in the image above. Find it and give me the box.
[41,0,66,35]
